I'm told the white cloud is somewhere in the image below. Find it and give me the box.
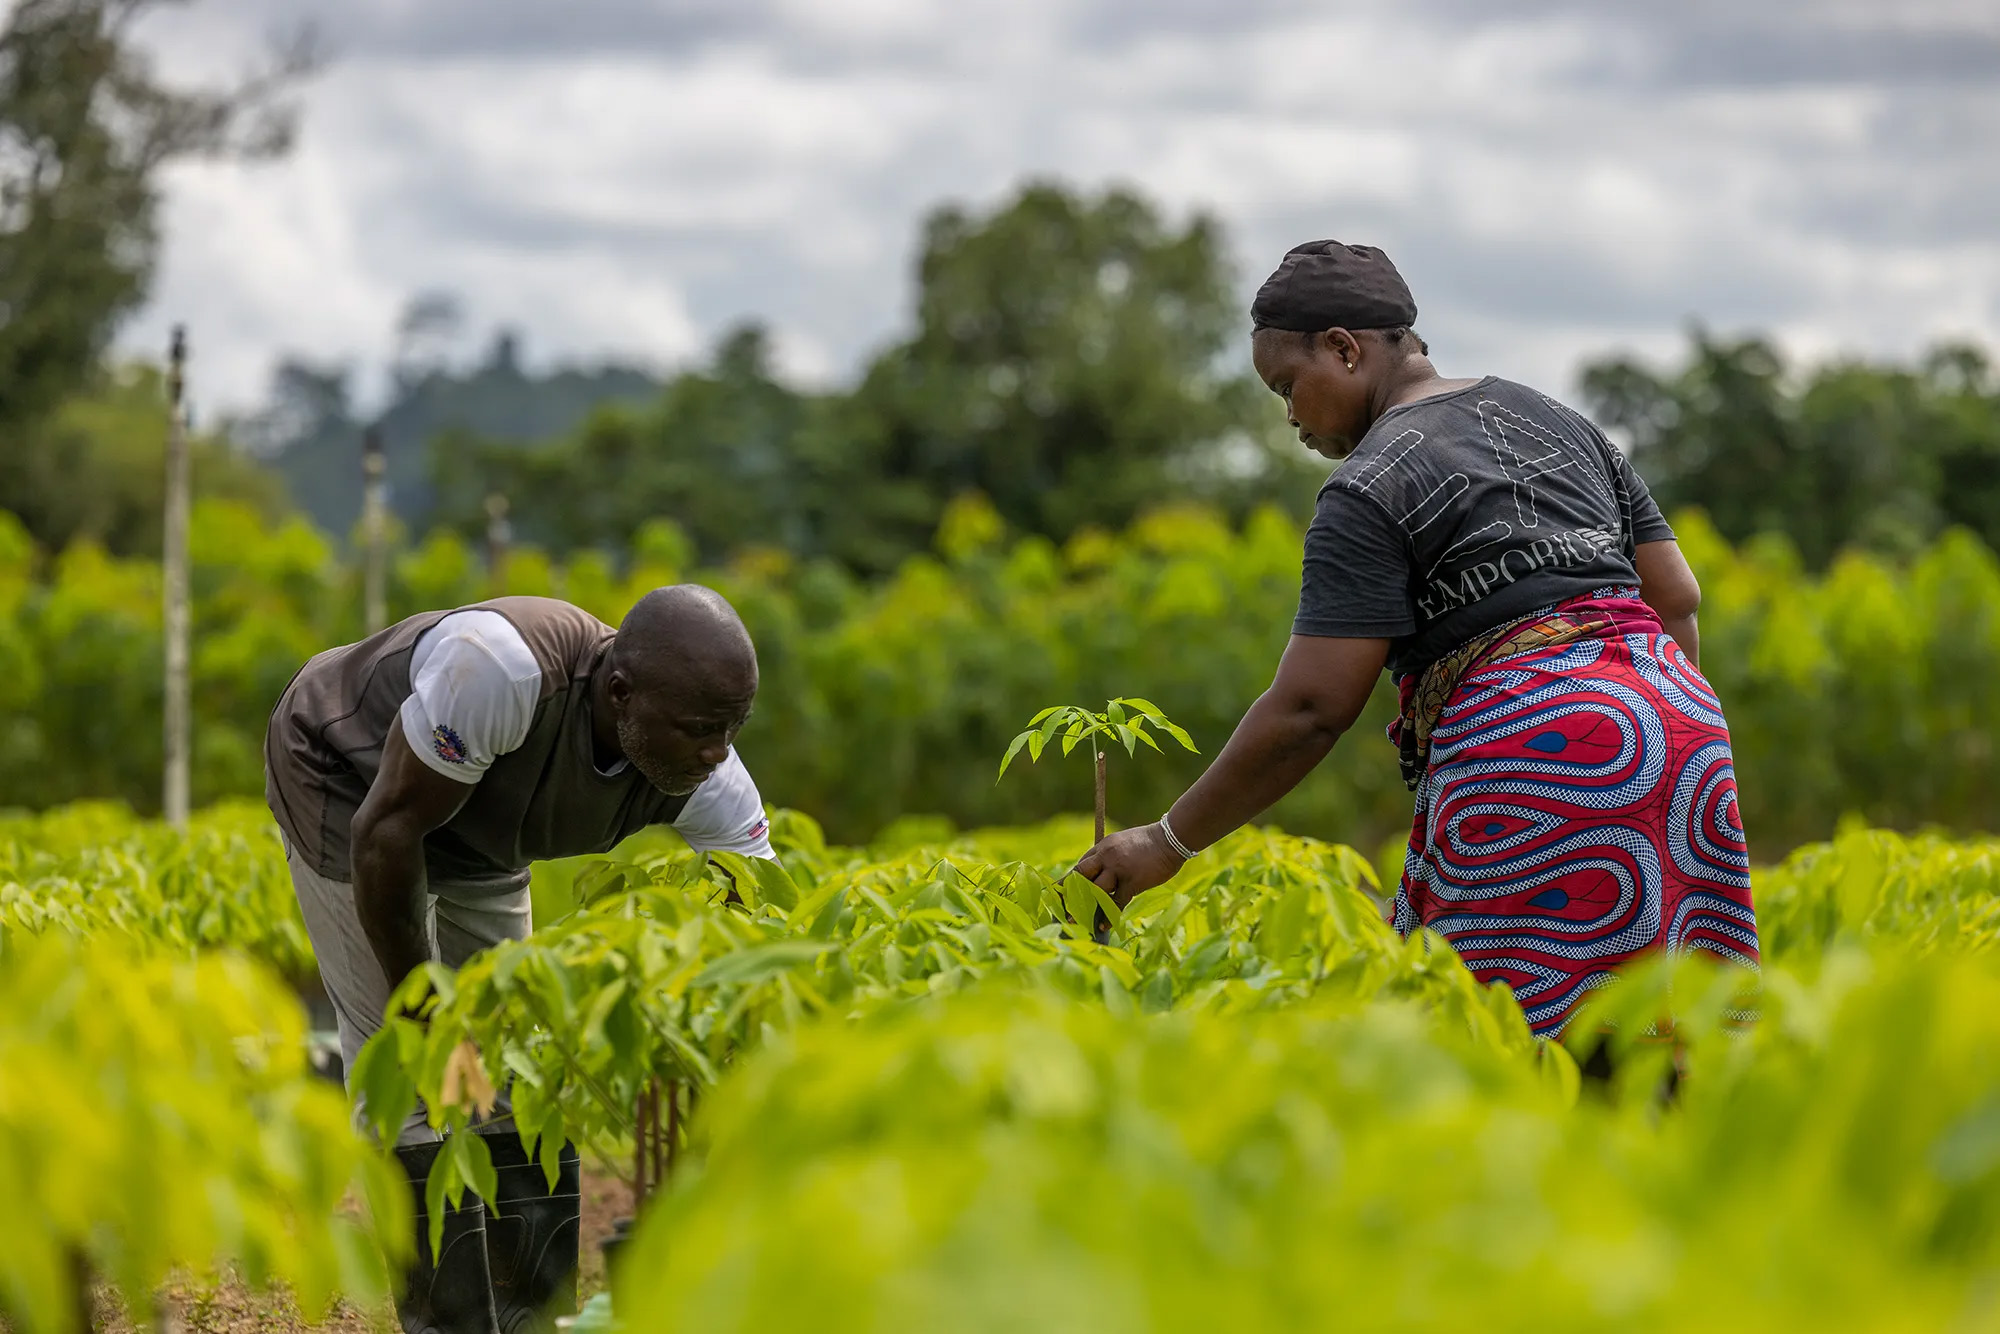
[115,0,2000,415]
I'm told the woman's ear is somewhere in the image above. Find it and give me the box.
[1324,328,1361,371]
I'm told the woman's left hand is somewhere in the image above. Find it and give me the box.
[1075,824,1186,905]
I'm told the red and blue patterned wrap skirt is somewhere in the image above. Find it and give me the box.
[1390,590,1759,1037]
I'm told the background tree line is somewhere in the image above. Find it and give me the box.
[277,183,1325,574]
[4,496,1997,855]
[215,190,2000,577]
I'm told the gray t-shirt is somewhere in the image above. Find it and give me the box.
[1293,377,1674,674]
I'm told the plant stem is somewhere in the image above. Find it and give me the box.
[67,1246,94,1334]
[653,1079,667,1186]
[666,1080,680,1178]
[633,1081,651,1212]
[1095,746,1107,844]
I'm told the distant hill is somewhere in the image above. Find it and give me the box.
[262,333,660,537]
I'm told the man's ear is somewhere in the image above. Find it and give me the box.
[605,669,632,711]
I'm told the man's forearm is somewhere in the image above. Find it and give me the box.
[1166,689,1346,851]
[351,819,434,988]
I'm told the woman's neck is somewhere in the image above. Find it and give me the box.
[1367,357,1439,421]
[1375,359,1481,419]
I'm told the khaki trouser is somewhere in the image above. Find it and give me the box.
[285,842,531,1146]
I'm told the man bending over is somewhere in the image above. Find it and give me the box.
[265,587,773,1334]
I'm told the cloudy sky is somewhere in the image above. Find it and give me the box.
[121,0,2000,417]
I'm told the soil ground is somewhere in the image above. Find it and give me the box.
[87,1166,630,1334]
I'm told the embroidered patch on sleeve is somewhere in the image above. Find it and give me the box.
[747,816,770,841]
[432,724,470,765]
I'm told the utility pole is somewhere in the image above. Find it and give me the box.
[484,492,511,588]
[361,424,389,632]
[162,326,191,829]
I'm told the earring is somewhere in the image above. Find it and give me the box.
[1345,361,1354,370]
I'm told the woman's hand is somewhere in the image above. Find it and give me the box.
[1075,824,1186,905]
[1072,637,1387,906]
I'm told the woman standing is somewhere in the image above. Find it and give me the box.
[1077,240,1757,1037]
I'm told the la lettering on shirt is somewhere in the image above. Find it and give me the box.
[1292,377,1675,675]
[397,610,775,858]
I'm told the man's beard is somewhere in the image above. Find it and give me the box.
[616,713,700,796]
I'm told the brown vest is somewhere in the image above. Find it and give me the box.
[264,596,690,886]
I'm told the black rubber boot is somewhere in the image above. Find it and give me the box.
[482,1133,582,1334]
[395,1140,501,1334]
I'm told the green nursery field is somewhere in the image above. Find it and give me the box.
[10,803,2000,1331]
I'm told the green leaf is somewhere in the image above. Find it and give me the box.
[808,886,852,939]
[997,730,1033,780]
[986,889,1041,935]
[1157,719,1199,752]
[538,1127,564,1191]
[792,877,847,931]
[350,1023,420,1147]
[459,1130,499,1207]
[579,977,629,1048]
[1258,884,1312,962]
[1038,710,1070,750]
[491,946,524,993]
[746,856,801,912]
[573,860,637,908]
[1106,700,1127,724]
[1060,871,1098,930]
[709,850,798,912]
[1119,696,1166,719]
[1115,723,1138,757]
[425,1133,500,1254]
[692,940,837,988]
[1100,965,1135,1015]
[424,1137,465,1253]
[386,966,438,1020]
[1087,880,1125,934]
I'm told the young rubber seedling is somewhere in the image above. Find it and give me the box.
[999,699,1199,936]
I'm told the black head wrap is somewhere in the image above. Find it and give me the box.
[1251,240,1417,332]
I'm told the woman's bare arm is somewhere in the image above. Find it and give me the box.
[1634,539,1700,668]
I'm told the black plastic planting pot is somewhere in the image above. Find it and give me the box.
[600,1215,635,1280]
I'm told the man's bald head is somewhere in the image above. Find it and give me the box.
[611,584,757,698]
[603,585,759,797]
